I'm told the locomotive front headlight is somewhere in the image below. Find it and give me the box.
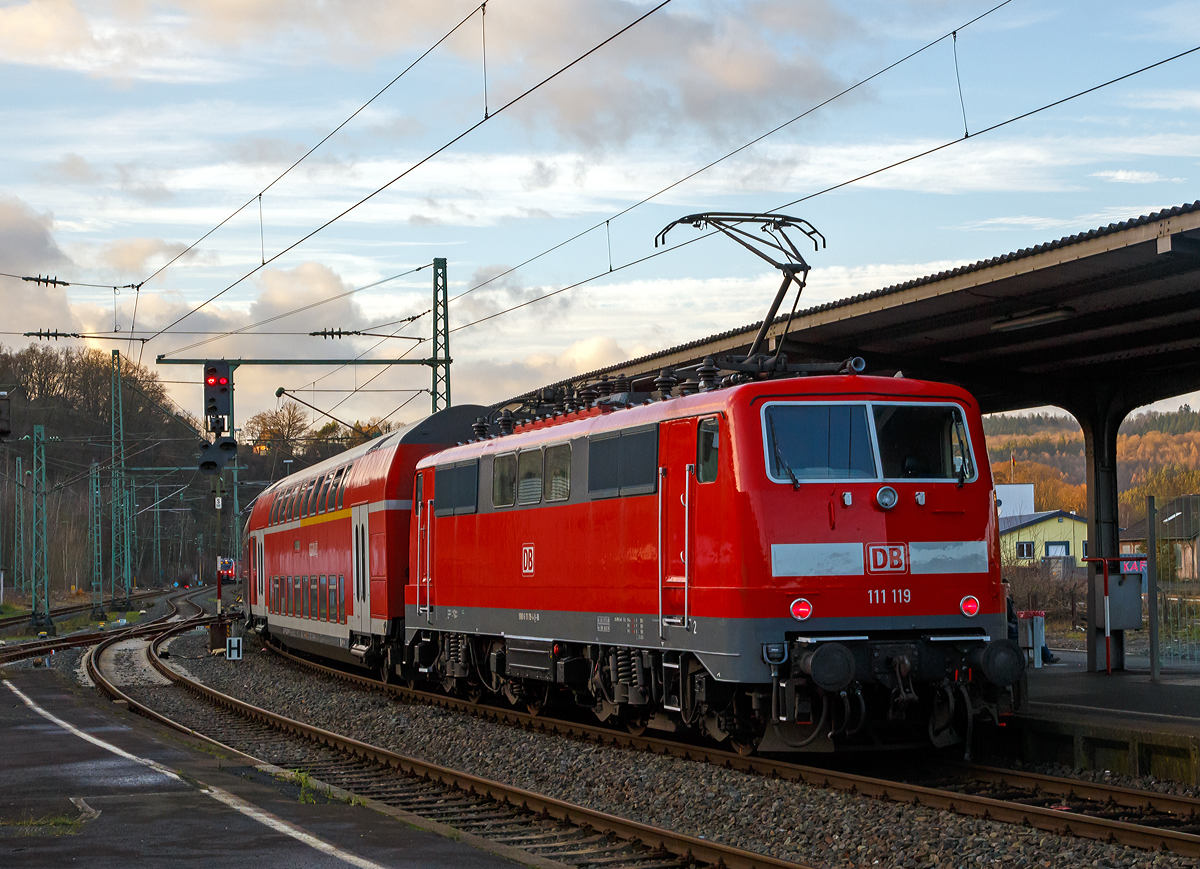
[790,598,812,620]
[960,595,980,617]
[876,486,898,510]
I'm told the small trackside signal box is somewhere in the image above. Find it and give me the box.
[0,391,10,438]
[203,360,232,431]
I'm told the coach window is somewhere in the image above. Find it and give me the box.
[337,575,345,622]
[299,481,311,518]
[327,577,337,622]
[337,463,353,510]
[327,468,344,512]
[307,476,324,516]
[283,487,294,522]
[319,576,327,620]
[517,450,542,505]
[316,475,332,514]
[292,576,300,616]
[544,444,571,501]
[493,454,517,507]
[697,418,720,483]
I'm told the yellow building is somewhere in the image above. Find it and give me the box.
[999,510,1089,568]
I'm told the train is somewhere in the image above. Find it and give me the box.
[243,370,1022,753]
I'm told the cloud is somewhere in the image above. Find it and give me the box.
[1091,169,1184,184]
[0,196,71,275]
[39,153,102,184]
[0,196,78,330]
[98,237,191,274]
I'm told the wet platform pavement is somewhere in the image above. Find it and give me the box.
[0,668,525,868]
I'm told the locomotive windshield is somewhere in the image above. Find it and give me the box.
[873,404,976,481]
[765,404,876,480]
[763,401,976,483]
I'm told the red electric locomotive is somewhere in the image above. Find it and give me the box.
[401,371,1022,752]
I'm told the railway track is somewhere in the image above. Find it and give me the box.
[0,589,201,666]
[262,639,1200,859]
[0,588,166,632]
[87,619,812,869]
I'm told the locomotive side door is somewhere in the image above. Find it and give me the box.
[350,503,371,634]
[660,419,697,634]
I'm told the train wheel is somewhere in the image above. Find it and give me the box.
[730,737,758,756]
[466,686,483,704]
[625,718,648,737]
[525,684,551,716]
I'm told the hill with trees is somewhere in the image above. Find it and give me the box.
[0,343,379,603]
[984,406,1200,524]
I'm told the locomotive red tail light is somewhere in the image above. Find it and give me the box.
[960,595,980,617]
[790,598,812,620]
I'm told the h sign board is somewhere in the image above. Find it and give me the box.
[226,636,242,661]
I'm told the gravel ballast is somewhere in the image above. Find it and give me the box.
[142,630,1198,869]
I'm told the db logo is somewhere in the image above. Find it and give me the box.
[521,544,535,576]
[866,543,908,573]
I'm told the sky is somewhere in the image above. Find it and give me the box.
[1,0,1199,431]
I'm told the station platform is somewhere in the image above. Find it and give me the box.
[0,668,528,868]
[998,649,1200,785]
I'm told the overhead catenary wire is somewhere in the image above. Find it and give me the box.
[160,264,430,357]
[444,0,1015,308]
[137,2,488,291]
[148,0,674,347]
[447,40,1200,336]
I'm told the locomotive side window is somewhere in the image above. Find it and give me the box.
[517,450,543,505]
[764,404,875,481]
[588,426,659,498]
[414,472,423,514]
[434,460,479,516]
[544,444,571,501]
[492,454,516,507]
[697,418,719,483]
[619,426,658,495]
[588,433,620,498]
[873,404,976,481]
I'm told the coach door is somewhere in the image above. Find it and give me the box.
[660,420,696,635]
[251,530,266,616]
[351,504,371,634]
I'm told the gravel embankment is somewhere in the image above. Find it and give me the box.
[150,630,1197,869]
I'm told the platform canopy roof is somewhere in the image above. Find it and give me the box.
[501,202,1200,416]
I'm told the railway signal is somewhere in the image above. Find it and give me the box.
[198,435,238,475]
[203,360,232,433]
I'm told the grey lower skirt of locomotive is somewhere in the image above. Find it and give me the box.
[399,626,1024,753]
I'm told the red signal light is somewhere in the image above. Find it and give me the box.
[790,598,812,620]
[218,377,228,385]
[960,595,980,617]
[205,376,216,385]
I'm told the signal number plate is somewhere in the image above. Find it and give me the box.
[868,588,911,604]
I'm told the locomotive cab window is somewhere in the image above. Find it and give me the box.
[492,454,516,507]
[517,450,543,505]
[873,404,976,481]
[544,444,570,501]
[764,404,875,481]
[697,418,719,483]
